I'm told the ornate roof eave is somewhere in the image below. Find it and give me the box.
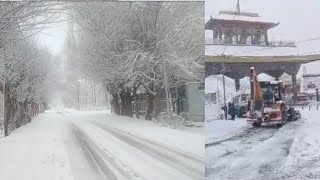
[205,17,279,30]
[205,54,320,63]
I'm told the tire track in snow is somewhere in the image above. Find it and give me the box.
[211,127,278,158]
[205,128,278,178]
[93,120,203,163]
[90,121,204,180]
[206,121,302,179]
[70,124,142,180]
[206,126,280,148]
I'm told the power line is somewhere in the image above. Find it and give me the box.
[295,36,320,44]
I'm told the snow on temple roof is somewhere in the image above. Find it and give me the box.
[211,10,278,25]
[205,38,320,57]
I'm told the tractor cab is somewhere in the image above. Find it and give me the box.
[260,81,285,106]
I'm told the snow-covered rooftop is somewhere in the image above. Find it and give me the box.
[205,38,320,57]
[212,11,278,25]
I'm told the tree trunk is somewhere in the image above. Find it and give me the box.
[176,87,184,116]
[111,93,120,115]
[36,103,39,116]
[15,102,23,128]
[133,88,139,119]
[25,100,31,123]
[125,90,133,117]
[145,84,154,120]
[154,88,162,118]
[3,84,9,137]
[4,83,15,137]
[176,97,182,116]
[119,91,126,116]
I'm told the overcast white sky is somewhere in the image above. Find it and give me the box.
[205,0,320,42]
[36,19,67,55]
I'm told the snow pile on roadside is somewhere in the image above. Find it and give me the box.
[277,109,320,179]
[205,103,223,121]
[205,75,236,99]
[205,118,249,144]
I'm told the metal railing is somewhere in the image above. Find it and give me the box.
[205,38,296,47]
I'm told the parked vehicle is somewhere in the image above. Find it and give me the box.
[232,93,250,117]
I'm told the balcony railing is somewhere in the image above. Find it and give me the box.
[205,38,296,47]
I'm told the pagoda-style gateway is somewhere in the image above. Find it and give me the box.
[205,1,280,46]
[205,0,320,102]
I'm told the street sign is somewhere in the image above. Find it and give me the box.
[303,74,320,90]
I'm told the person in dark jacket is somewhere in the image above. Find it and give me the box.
[228,102,236,120]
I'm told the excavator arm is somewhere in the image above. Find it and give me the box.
[249,67,262,113]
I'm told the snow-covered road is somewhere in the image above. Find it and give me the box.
[0,110,204,180]
[205,108,320,180]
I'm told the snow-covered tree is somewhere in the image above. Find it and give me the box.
[69,2,204,120]
[3,38,53,136]
[0,2,62,136]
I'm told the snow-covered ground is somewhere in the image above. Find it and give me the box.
[277,107,320,180]
[0,110,204,180]
[205,107,320,180]
[205,118,249,145]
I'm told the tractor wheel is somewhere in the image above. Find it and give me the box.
[281,106,287,124]
[252,118,262,127]
[252,122,261,127]
[277,123,283,128]
[287,107,295,121]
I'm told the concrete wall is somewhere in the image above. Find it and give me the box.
[186,83,205,122]
[135,83,205,122]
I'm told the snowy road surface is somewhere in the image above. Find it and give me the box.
[0,110,204,180]
[206,108,320,180]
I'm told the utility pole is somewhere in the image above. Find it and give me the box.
[222,63,227,120]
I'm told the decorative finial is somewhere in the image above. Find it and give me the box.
[236,0,240,14]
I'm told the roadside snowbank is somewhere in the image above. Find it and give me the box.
[277,108,320,179]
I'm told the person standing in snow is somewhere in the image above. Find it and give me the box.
[228,102,236,120]
[221,105,227,119]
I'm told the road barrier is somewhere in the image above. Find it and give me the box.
[300,103,320,110]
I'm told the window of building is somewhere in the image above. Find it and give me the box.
[198,82,205,91]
